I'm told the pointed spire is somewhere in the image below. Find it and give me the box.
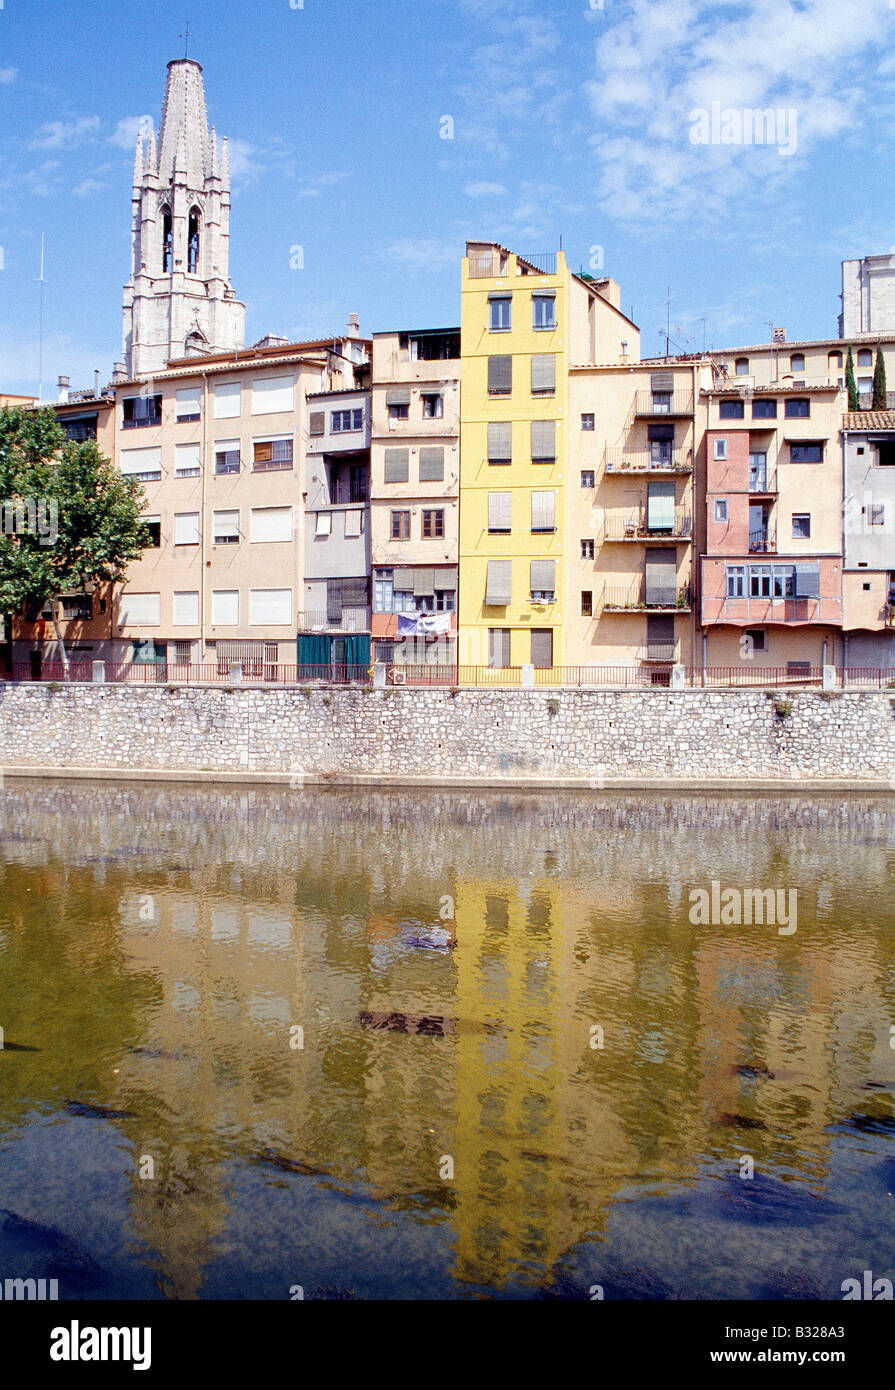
[145,124,157,176]
[175,121,189,178]
[157,58,209,186]
[221,135,230,186]
[133,131,144,184]
[208,126,218,181]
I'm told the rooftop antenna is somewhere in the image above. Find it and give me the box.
[179,19,191,58]
[36,233,45,403]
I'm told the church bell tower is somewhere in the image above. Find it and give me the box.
[122,58,245,377]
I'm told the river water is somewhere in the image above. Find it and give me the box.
[0,780,893,1300]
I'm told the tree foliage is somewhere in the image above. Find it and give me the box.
[845,345,859,411]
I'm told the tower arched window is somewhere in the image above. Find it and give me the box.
[162,207,173,273]
[188,208,201,275]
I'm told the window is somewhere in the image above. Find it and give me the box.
[384,448,410,483]
[188,208,200,274]
[719,399,744,419]
[393,589,414,613]
[869,503,886,527]
[714,439,727,460]
[419,447,445,482]
[214,440,240,474]
[141,515,161,548]
[344,510,362,538]
[119,592,160,626]
[487,422,512,464]
[784,398,810,418]
[331,408,363,432]
[726,565,745,598]
[176,387,201,422]
[488,492,512,534]
[489,295,511,332]
[581,413,595,431]
[251,376,294,415]
[60,415,98,442]
[581,470,595,488]
[435,589,455,612]
[162,206,172,273]
[714,499,728,522]
[485,560,512,606]
[213,510,240,545]
[752,398,777,419]
[388,403,409,421]
[120,447,162,482]
[373,570,394,614]
[531,354,556,395]
[875,441,895,467]
[213,381,241,419]
[315,512,332,537]
[175,442,201,478]
[651,391,672,413]
[122,394,162,429]
[385,388,410,419]
[858,349,873,368]
[531,420,556,463]
[531,490,556,533]
[581,591,593,617]
[790,353,805,372]
[60,594,92,620]
[249,589,292,626]
[735,357,749,375]
[391,510,411,540]
[421,393,443,419]
[173,591,200,626]
[532,294,556,330]
[530,629,553,668]
[530,559,555,603]
[212,591,239,626]
[250,507,292,544]
[745,628,767,652]
[790,442,823,463]
[828,351,843,369]
[580,538,594,560]
[792,514,811,539]
[488,356,512,394]
[422,509,444,539]
[253,438,293,471]
[174,512,200,546]
[488,628,511,669]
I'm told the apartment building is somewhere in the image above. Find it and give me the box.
[842,411,895,668]
[370,327,461,669]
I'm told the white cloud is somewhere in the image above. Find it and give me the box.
[464,181,508,197]
[0,67,18,85]
[30,117,101,151]
[73,178,106,198]
[296,170,351,199]
[381,237,459,274]
[108,116,153,151]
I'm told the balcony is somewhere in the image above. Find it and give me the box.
[633,391,695,417]
[604,448,693,475]
[601,584,691,612]
[296,608,371,633]
[601,510,692,542]
[748,530,775,553]
[330,481,370,505]
[517,252,558,275]
[637,642,680,663]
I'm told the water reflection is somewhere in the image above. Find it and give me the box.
[0,782,893,1299]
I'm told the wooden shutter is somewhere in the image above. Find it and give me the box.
[651,371,674,391]
[386,387,411,405]
[419,446,445,481]
[530,559,555,594]
[488,492,512,531]
[485,560,512,605]
[327,579,343,622]
[488,356,512,394]
[531,491,556,532]
[644,548,677,605]
[531,354,556,393]
[531,420,556,460]
[413,568,435,596]
[488,421,512,462]
[309,411,325,435]
[530,629,553,668]
[384,448,409,483]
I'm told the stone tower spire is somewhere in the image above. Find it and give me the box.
[122,58,245,377]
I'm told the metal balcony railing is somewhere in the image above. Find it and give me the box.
[601,510,692,541]
[517,252,558,275]
[604,448,693,474]
[601,584,691,611]
[296,608,371,633]
[331,482,370,504]
[748,530,775,553]
[633,391,695,416]
[636,642,680,663]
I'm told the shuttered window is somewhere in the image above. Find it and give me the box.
[530,629,553,668]
[488,628,511,668]
[530,559,555,599]
[175,442,201,476]
[531,420,556,461]
[251,375,294,415]
[485,559,512,605]
[488,492,512,533]
[414,568,435,596]
[645,548,678,606]
[309,411,325,435]
[250,507,292,544]
[213,510,240,543]
[315,513,332,537]
[794,563,820,599]
[531,490,556,533]
[213,381,241,419]
[488,421,512,463]
[174,512,200,545]
[650,371,674,392]
[488,356,512,395]
[250,589,292,626]
[212,590,239,625]
[173,591,199,626]
[175,387,201,421]
[119,592,160,626]
[386,387,411,406]
[419,446,445,481]
[384,448,410,483]
[647,480,676,531]
[531,354,556,394]
[344,510,362,538]
[214,439,240,474]
[120,447,162,479]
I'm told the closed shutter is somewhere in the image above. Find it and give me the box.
[120,447,162,475]
[175,442,201,475]
[342,578,369,608]
[647,480,676,531]
[645,548,678,606]
[327,579,343,622]
[386,387,411,406]
[315,512,332,537]
[488,492,512,531]
[119,592,160,626]
[384,448,410,482]
[531,491,556,532]
[531,354,556,393]
[438,566,458,593]
[488,628,511,668]
[250,506,292,543]
[531,420,556,461]
[344,510,362,538]
[309,411,325,435]
[173,591,199,626]
[212,590,239,625]
[488,421,512,462]
[794,563,820,598]
[530,559,555,595]
[250,589,292,626]
[213,510,239,540]
[251,375,294,414]
[213,381,241,419]
[488,356,512,393]
[485,560,512,605]
[647,422,675,441]
[414,568,435,596]
[175,387,201,419]
[419,446,445,481]
[530,629,553,668]
[174,512,200,544]
[651,371,674,391]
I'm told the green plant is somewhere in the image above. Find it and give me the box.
[449,686,460,697]
[845,345,859,411]
[872,345,888,411]
[47,681,61,692]
[774,696,793,719]
[546,697,560,716]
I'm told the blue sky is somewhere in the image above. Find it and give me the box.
[1,0,894,396]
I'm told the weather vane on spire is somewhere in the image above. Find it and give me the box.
[180,19,191,58]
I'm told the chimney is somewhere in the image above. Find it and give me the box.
[57,375,70,404]
[94,370,101,397]
[347,314,360,338]
[112,361,127,384]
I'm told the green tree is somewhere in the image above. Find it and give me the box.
[845,345,859,411]
[872,346,888,411]
[0,406,148,672]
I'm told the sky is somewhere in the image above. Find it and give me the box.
[0,0,894,397]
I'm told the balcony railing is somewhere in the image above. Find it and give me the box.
[633,391,695,417]
[748,530,775,553]
[517,252,558,275]
[601,510,692,541]
[604,448,693,474]
[331,482,370,504]
[636,642,680,663]
[601,584,691,611]
[296,608,371,633]
[122,413,162,430]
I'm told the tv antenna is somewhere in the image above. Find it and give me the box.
[180,20,191,58]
